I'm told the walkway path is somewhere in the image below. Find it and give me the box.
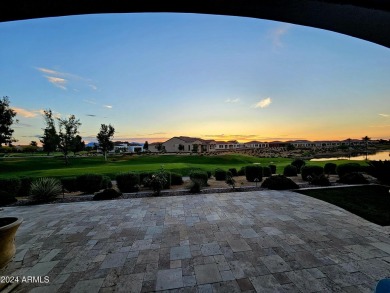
[2,190,390,292]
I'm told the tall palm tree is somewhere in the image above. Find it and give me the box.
[362,136,371,160]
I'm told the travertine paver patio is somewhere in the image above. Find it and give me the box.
[1,190,390,292]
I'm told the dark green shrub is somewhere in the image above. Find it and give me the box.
[215,169,228,181]
[206,171,212,179]
[367,160,390,185]
[189,180,202,193]
[228,168,238,177]
[269,165,277,174]
[262,167,272,177]
[30,177,62,202]
[291,159,306,173]
[338,173,369,184]
[189,170,208,186]
[0,191,17,206]
[61,177,79,192]
[102,176,113,189]
[76,174,103,193]
[0,178,21,196]
[116,172,140,192]
[237,167,246,176]
[309,174,331,186]
[170,172,183,185]
[245,165,263,182]
[93,188,122,200]
[324,163,337,175]
[17,177,33,197]
[301,165,324,181]
[283,165,298,177]
[261,175,299,190]
[336,163,361,178]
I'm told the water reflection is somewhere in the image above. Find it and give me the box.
[310,150,390,161]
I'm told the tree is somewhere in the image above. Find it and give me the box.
[26,141,38,154]
[71,135,85,155]
[362,135,371,160]
[155,143,163,151]
[143,141,149,151]
[57,115,81,165]
[0,96,18,146]
[96,124,115,161]
[40,109,60,155]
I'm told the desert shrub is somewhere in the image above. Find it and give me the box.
[228,168,238,177]
[324,163,337,175]
[245,165,263,182]
[336,163,361,178]
[262,166,272,177]
[283,165,298,177]
[93,188,122,201]
[261,175,300,190]
[215,169,228,181]
[269,165,277,174]
[139,172,153,186]
[102,176,113,189]
[17,177,33,197]
[367,160,390,185]
[226,173,236,189]
[309,174,331,186]
[337,173,369,184]
[76,174,103,193]
[237,167,246,176]
[147,168,169,195]
[301,165,324,181]
[0,191,17,206]
[61,177,79,192]
[291,159,306,173]
[0,178,21,196]
[189,170,208,186]
[170,172,183,185]
[116,172,140,193]
[30,177,62,202]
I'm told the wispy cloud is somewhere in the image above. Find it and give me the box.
[88,84,98,90]
[14,123,34,128]
[36,67,97,91]
[270,25,291,48]
[83,99,97,105]
[13,107,42,118]
[379,113,389,117]
[369,124,390,128]
[45,76,67,90]
[104,105,113,109]
[225,98,240,103]
[148,132,167,135]
[253,97,272,108]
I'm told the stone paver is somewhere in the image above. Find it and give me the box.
[1,190,390,292]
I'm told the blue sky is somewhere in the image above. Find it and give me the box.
[0,13,389,145]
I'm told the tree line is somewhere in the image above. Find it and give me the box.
[0,96,115,164]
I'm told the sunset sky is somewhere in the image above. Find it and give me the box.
[1,13,389,145]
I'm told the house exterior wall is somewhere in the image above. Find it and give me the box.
[162,137,205,153]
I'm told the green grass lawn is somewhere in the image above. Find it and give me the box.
[0,153,366,179]
[295,185,390,226]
